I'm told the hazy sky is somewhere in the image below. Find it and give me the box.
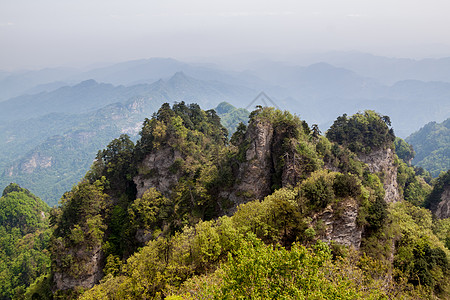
[2,0,450,70]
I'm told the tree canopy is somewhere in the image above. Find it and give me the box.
[326,110,395,154]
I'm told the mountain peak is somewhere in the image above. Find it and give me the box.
[75,79,99,88]
[167,71,192,85]
[171,71,188,79]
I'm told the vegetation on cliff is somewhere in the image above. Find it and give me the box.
[2,104,449,299]
[326,110,395,154]
[406,118,450,177]
[0,184,52,299]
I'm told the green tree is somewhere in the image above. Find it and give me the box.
[394,137,415,163]
[327,110,395,154]
[0,184,51,299]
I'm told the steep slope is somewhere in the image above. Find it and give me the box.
[0,184,51,299]
[406,118,450,177]
[426,170,450,219]
[47,104,433,298]
[0,74,257,205]
[0,97,164,206]
[60,105,448,299]
[326,110,400,203]
[214,101,250,135]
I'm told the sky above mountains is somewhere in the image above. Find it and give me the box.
[2,0,450,70]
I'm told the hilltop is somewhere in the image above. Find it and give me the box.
[10,103,445,299]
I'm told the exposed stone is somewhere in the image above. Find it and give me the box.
[358,148,401,203]
[313,197,363,249]
[435,186,450,219]
[228,120,274,206]
[134,147,183,199]
[135,228,154,244]
[21,153,52,174]
[53,245,103,291]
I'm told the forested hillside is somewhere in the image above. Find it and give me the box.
[0,184,52,299]
[0,74,249,206]
[2,56,450,206]
[6,103,444,299]
[406,118,450,177]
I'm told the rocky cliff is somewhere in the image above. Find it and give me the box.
[428,170,450,219]
[434,186,450,219]
[313,197,362,249]
[358,147,401,203]
[228,119,275,206]
[134,146,183,199]
[49,105,409,295]
[53,244,103,291]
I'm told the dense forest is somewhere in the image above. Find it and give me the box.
[406,118,450,177]
[1,103,449,299]
[0,184,52,299]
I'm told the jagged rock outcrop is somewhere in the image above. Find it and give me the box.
[434,186,450,219]
[53,245,103,291]
[50,104,424,296]
[226,118,310,207]
[228,120,274,205]
[358,148,401,203]
[313,197,362,249]
[134,147,183,199]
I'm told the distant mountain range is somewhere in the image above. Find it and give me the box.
[0,72,256,123]
[1,53,450,204]
[0,72,255,205]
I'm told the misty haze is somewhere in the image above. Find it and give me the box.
[1,1,450,299]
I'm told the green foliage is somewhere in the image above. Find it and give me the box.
[425,169,450,211]
[396,158,432,206]
[25,103,449,299]
[215,102,249,135]
[326,110,395,154]
[23,274,53,300]
[0,183,49,234]
[80,222,396,299]
[213,237,387,299]
[133,102,234,231]
[50,178,108,280]
[333,173,362,198]
[300,170,335,209]
[406,118,450,177]
[128,188,170,233]
[316,137,366,178]
[365,196,388,232]
[136,102,228,157]
[229,122,246,146]
[53,178,108,238]
[394,137,415,163]
[90,134,135,188]
[0,184,51,300]
[390,201,450,295]
[433,218,450,250]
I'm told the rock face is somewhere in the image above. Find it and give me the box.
[226,119,308,208]
[53,245,103,291]
[435,186,450,219]
[5,152,52,176]
[134,147,183,199]
[358,147,401,203]
[313,197,362,249]
[228,120,274,205]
